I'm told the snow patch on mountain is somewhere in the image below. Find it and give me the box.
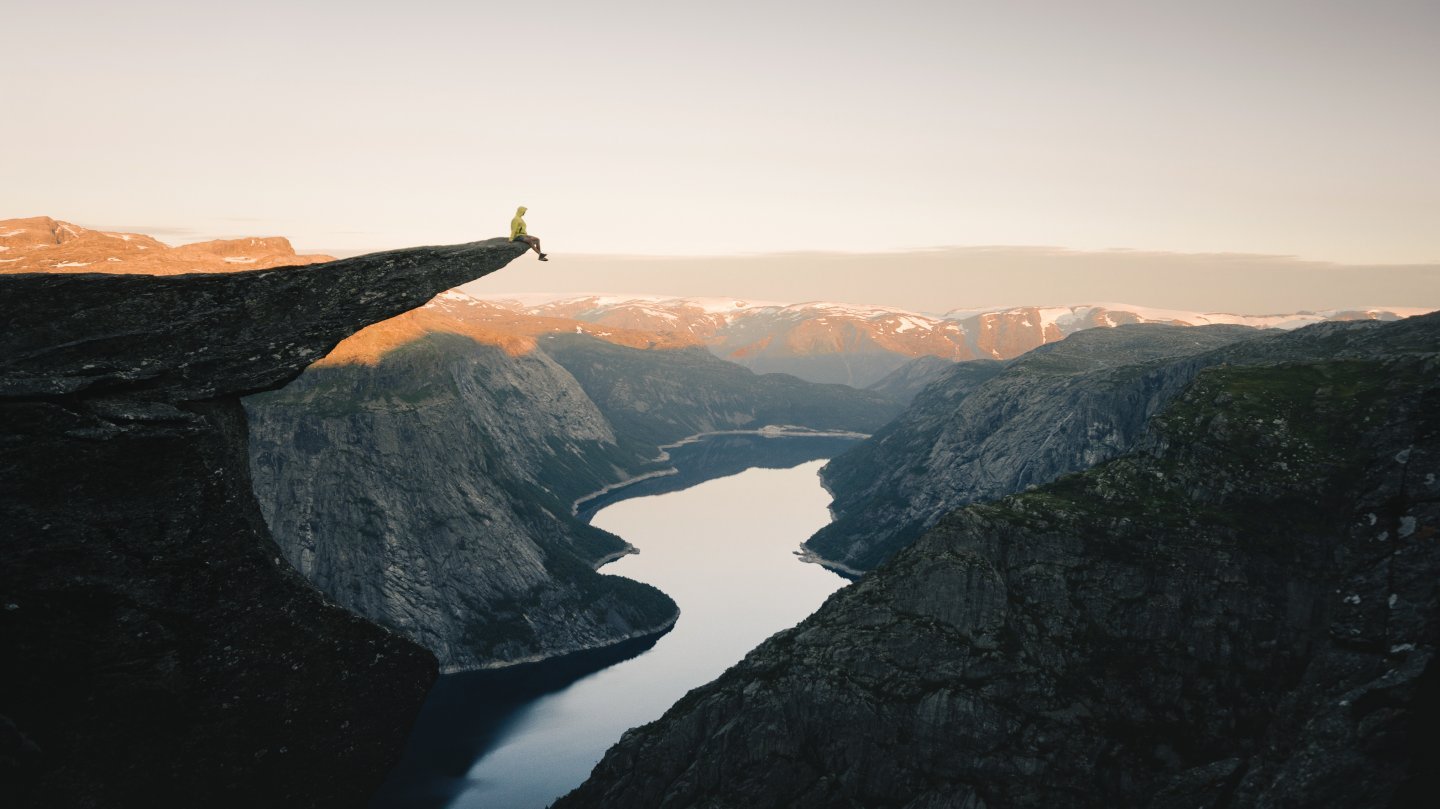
[674,297,789,314]
[436,290,483,305]
[892,316,932,334]
[948,303,1431,332]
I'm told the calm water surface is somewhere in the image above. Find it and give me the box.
[373,438,851,809]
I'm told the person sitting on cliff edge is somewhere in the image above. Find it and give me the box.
[510,206,547,261]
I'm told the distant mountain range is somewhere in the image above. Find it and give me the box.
[470,292,1431,386]
[7,216,1428,388]
[0,216,333,274]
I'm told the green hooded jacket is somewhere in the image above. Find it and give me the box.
[510,206,528,240]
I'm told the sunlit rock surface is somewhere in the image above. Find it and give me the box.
[481,294,1429,387]
[0,215,334,275]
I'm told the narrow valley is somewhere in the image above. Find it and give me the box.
[372,435,854,809]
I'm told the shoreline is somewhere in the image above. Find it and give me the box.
[571,468,680,516]
[386,452,856,809]
[793,546,865,581]
[515,430,865,680]
[571,426,872,516]
[590,545,640,569]
[438,611,681,675]
[653,425,871,461]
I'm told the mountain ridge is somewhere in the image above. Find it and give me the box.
[806,310,1440,573]
[0,215,334,274]
[469,292,1429,386]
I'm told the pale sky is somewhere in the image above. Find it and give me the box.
[471,248,1440,315]
[4,1,1438,291]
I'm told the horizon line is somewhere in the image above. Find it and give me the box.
[461,289,1437,321]
[7,214,1435,267]
[313,243,1440,268]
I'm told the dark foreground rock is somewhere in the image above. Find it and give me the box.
[556,313,1440,809]
[0,239,524,808]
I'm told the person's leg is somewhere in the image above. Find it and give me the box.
[527,236,547,260]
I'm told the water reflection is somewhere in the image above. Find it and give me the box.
[369,634,663,809]
[371,436,854,809]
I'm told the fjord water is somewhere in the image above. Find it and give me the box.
[372,436,853,809]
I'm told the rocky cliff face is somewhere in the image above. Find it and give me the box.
[0,239,524,808]
[245,331,678,672]
[556,312,1440,809]
[808,324,1260,573]
[243,296,900,671]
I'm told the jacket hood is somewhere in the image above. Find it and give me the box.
[516,206,527,215]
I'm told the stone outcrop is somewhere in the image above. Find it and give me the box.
[245,331,678,672]
[0,238,525,808]
[556,312,1440,809]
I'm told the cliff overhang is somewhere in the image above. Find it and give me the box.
[2,239,528,401]
[0,238,527,808]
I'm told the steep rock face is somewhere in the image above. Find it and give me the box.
[557,313,1440,809]
[0,238,524,808]
[808,324,1258,572]
[245,331,678,672]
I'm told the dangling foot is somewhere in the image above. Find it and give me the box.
[538,253,549,261]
